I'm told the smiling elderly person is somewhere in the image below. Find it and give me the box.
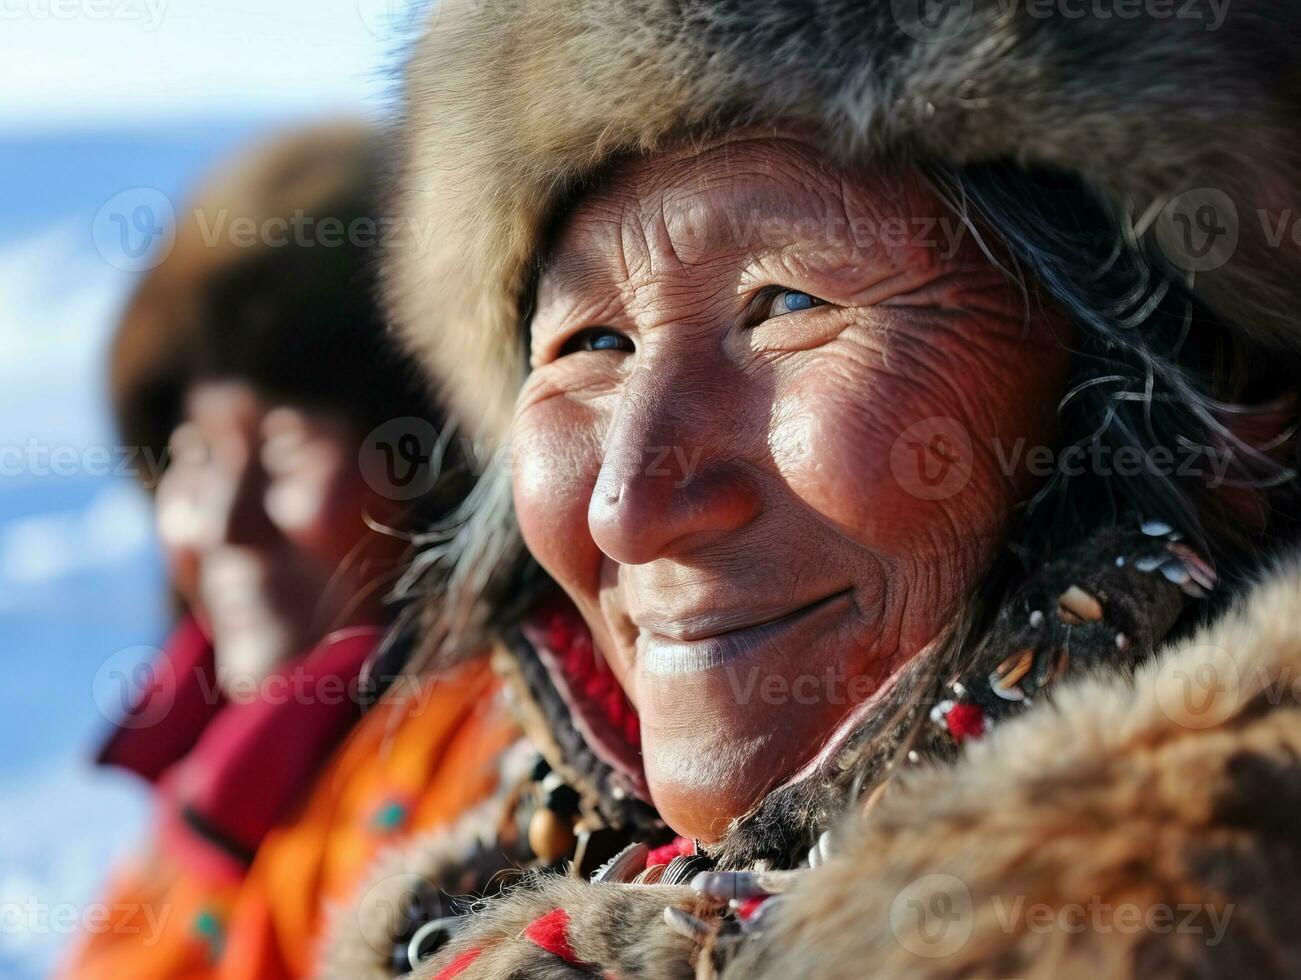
[325,2,1301,977]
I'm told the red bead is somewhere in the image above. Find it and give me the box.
[946,702,986,743]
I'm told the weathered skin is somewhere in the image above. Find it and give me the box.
[511,135,1072,841]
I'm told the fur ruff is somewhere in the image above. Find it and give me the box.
[722,557,1301,977]
[391,0,1301,447]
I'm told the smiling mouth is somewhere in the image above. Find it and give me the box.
[639,588,853,676]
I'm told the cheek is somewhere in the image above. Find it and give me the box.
[512,397,605,593]
[266,456,366,562]
[770,327,1066,555]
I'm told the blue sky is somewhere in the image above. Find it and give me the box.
[0,4,427,975]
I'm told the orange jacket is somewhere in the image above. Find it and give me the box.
[61,656,519,980]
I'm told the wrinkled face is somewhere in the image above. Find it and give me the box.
[156,380,397,689]
[513,135,1070,841]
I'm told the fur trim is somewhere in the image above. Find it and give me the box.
[411,879,717,979]
[393,0,1301,445]
[722,557,1301,977]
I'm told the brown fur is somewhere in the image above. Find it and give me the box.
[112,120,428,479]
[723,558,1301,977]
[391,0,1301,447]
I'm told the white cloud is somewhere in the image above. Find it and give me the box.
[0,480,153,588]
[0,225,125,448]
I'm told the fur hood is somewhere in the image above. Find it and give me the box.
[390,0,1301,448]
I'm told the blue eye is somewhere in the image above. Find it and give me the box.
[559,327,634,356]
[764,289,826,321]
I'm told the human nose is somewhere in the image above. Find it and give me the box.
[587,358,760,565]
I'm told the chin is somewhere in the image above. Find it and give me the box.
[640,701,847,842]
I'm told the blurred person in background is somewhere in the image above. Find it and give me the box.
[61,122,521,980]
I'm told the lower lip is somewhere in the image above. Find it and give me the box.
[640,591,853,676]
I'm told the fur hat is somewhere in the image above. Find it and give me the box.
[390,0,1301,449]
[111,120,434,481]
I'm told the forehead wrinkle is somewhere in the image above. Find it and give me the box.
[537,136,960,328]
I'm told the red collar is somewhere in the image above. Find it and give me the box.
[99,616,382,881]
